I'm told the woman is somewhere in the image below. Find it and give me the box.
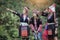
[40,8,56,40]
[29,9,42,40]
[6,7,30,40]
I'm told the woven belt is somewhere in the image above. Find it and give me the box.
[20,22,28,26]
[47,23,55,25]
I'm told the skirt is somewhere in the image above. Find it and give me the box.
[47,24,55,39]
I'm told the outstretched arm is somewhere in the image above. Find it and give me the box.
[40,9,49,17]
[6,8,17,13]
[6,8,20,17]
[41,11,48,17]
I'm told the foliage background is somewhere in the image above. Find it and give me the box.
[0,0,60,40]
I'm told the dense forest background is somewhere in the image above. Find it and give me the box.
[0,0,60,40]
[55,0,60,40]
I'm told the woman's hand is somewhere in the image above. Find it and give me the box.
[6,8,9,10]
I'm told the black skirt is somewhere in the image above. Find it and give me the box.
[19,25,30,37]
[47,24,55,37]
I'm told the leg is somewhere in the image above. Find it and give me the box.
[22,38,25,40]
[54,34,58,40]
[48,35,54,40]
[54,28,58,40]
[19,26,21,36]
[26,38,29,40]
[52,24,55,40]
[54,36,58,40]
[38,32,42,40]
[33,32,37,40]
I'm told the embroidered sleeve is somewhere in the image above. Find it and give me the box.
[13,12,20,17]
[42,12,48,17]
